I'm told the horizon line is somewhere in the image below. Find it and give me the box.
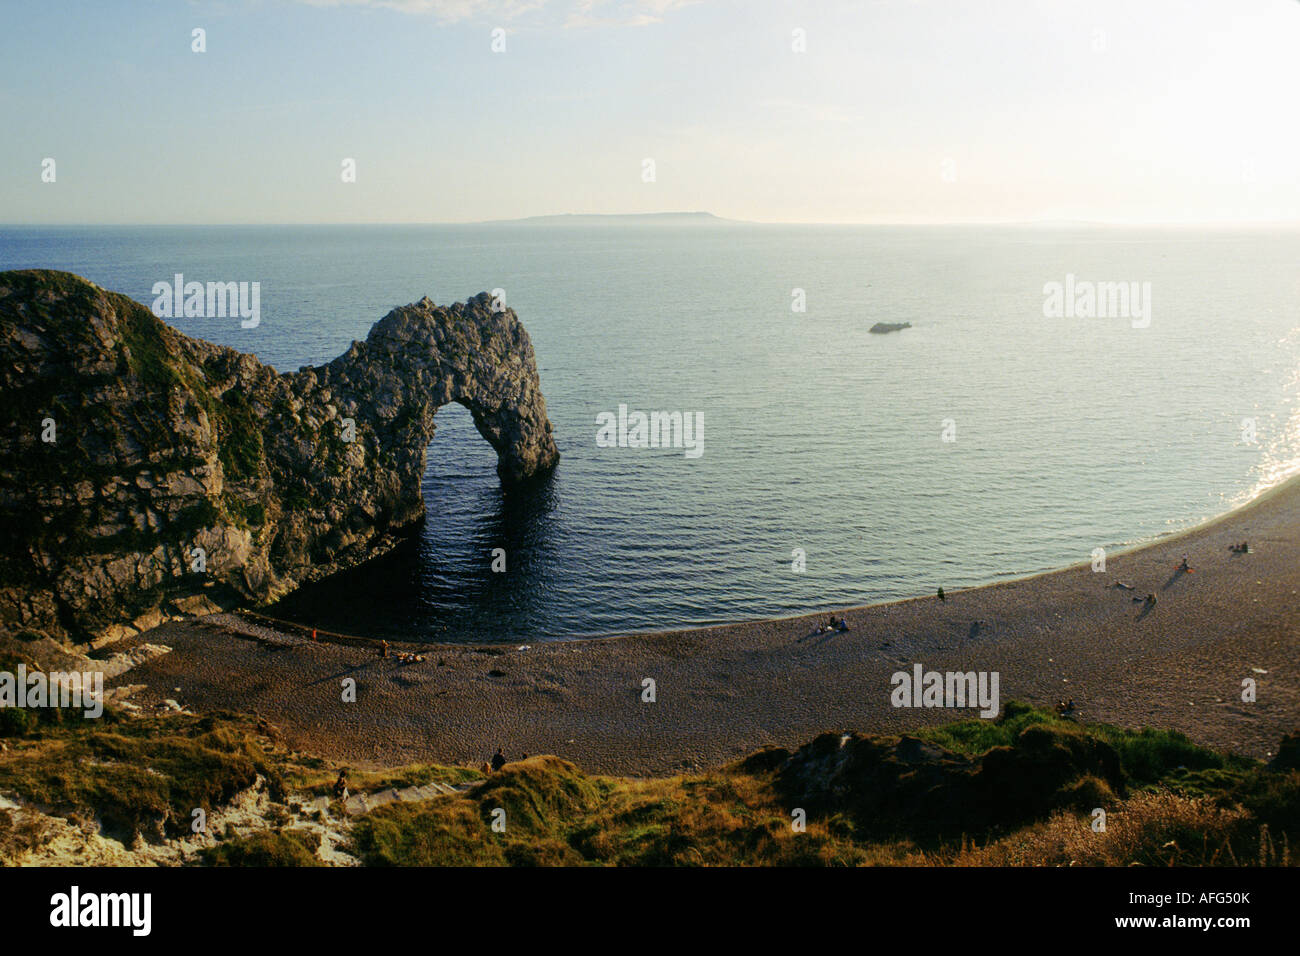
[5,215,1300,229]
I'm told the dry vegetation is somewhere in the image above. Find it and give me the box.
[1,697,1296,866]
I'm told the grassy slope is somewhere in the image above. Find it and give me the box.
[0,700,1295,866]
[348,705,1295,867]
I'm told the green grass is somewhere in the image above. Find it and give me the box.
[225,497,266,529]
[0,653,103,737]
[201,829,323,866]
[916,699,1252,791]
[1,702,1295,867]
[913,698,1059,753]
[348,705,1299,867]
[213,389,265,481]
[0,711,284,842]
[118,303,182,393]
[286,762,482,797]
[1092,724,1254,787]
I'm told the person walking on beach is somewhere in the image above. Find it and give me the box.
[491,747,506,772]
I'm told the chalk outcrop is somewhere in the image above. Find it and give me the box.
[0,270,558,643]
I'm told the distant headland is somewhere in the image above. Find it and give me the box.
[479,211,735,226]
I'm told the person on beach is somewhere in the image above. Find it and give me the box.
[379,640,390,659]
[1178,555,1193,572]
[937,587,945,601]
[491,748,506,772]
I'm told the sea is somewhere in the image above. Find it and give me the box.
[3,222,1299,642]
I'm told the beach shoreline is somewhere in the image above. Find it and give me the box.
[244,472,1300,650]
[106,473,1300,776]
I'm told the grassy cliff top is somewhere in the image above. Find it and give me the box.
[1,700,1295,866]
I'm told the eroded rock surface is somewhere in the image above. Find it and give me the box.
[0,270,558,643]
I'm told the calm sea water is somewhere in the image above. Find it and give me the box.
[3,223,1299,642]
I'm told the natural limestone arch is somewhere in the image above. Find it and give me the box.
[0,271,559,642]
[320,292,559,487]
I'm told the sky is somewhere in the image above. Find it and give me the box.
[1,0,1298,225]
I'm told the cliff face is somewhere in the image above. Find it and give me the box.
[0,270,558,643]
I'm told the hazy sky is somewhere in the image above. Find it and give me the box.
[2,0,1298,224]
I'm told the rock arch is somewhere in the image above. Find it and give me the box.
[321,292,559,487]
[0,271,559,642]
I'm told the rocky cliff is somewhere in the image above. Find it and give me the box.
[0,270,558,644]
